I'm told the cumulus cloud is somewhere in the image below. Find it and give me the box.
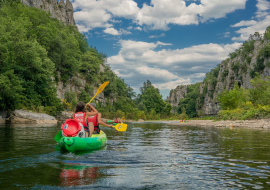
[71,0,248,32]
[107,40,242,90]
[136,0,247,30]
[231,0,270,41]
[104,28,120,35]
[103,28,132,35]
[135,26,142,31]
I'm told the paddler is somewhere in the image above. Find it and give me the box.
[87,103,113,134]
[71,101,98,137]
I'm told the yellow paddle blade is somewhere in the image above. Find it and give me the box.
[97,81,109,94]
[87,81,110,104]
[113,123,127,132]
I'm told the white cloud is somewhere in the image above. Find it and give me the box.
[256,0,270,18]
[107,40,242,90]
[72,0,248,32]
[74,10,112,30]
[231,20,257,27]
[103,28,132,35]
[135,0,247,30]
[104,28,120,35]
[154,78,191,90]
[231,0,270,41]
[149,33,165,38]
[224,32,230,38]
[110,19,122,23]
[135,26,142,31]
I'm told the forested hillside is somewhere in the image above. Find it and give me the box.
[0,1,130,115]
[0,1,173,120]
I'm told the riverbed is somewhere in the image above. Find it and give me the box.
[1,122,270,189]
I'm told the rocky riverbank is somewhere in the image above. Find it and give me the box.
[8,110,58,124]
[166,119,270,129]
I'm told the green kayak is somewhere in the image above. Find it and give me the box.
[58,130,107,153]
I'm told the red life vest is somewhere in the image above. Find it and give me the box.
[74,112,87,127]
[87,114,98,129]
[114,118,119,123]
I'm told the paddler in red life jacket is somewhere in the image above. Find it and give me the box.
[87,103,113,134]
[71,101,98,137]
[114,118,121,123]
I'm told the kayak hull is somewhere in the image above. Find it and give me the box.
[58,130,107,153]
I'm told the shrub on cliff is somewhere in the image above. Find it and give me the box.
[217,76,270,120]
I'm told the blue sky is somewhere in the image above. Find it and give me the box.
[70,0,270,98]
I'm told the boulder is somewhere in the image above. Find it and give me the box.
[56,111,73,123]
[8,109,57,124]
[138,119,144,122]
[0,117,5,124]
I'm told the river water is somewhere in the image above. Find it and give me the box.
[1,122,270,189]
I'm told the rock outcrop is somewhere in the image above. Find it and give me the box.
[56,111,73,123]
[21,0,75,25]
[197,32,270,115]
[167,85,187,114]
[168,28,270,116]
[0,110,7,124]
[8,109,57,124]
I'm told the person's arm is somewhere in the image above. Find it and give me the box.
[85,104,98,117]
[97,113,113,127]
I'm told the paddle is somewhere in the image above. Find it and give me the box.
[54,130,62,143]
[87,81,110,105]
[54,81,110,142]
[113,123,127,132]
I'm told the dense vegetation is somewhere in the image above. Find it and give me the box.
[217,75,270,120]
[0,1,127,116]
[177,83,201,118]
[0,1,173,120]
[98,80,172,120]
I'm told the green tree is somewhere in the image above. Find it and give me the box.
[249,75,270,105]
[217,82,248,110]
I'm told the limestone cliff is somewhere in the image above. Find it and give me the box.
[197,31,270,115]
[21,0,75,25]
[167,85,187,114]
[168,27,270,116]
[55,65,116,106]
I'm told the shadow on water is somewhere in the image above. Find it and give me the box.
[1,122,270,189]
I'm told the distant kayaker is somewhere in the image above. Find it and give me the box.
[71,101,98,137]
[87,103,113,134]
[114,118,121,123]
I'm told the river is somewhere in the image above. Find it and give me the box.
[1,122,270,189]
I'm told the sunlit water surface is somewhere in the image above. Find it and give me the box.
[1,122,270,189]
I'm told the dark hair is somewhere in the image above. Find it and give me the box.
[74,101,87,113]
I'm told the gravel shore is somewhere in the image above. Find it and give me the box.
[166,119,270,129]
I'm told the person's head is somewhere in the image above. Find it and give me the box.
[74,101,86,113]
[90,103,96,109]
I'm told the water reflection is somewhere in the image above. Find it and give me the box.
[59,163,100,186]
[1,123,270,189]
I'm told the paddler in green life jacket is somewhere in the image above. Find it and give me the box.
[87,103,113,134]
[71,101,98,137]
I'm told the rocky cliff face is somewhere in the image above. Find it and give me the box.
[21,0,75,25]
[56,65,115,106]
[198,32,270,115]
[167,85,187,113]
[168,28,270,116]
